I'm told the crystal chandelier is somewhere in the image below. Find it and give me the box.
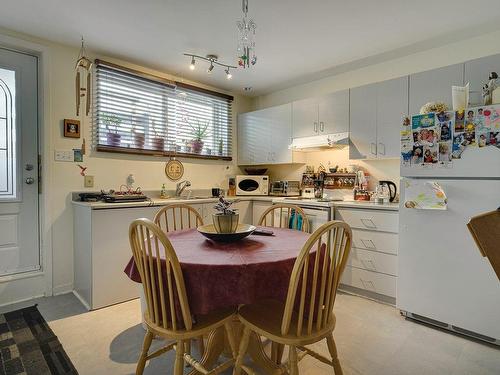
[237,0,257,68]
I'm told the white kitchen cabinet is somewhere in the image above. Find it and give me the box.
[464,53,500,105]
[336,207,399,303]
[233,200,253,224]
[409,63,464,116]
[237,104,293,165]
[349,83,378,159]
[252,201,273,226]
[292,90,349,138]
[350,77,408,160]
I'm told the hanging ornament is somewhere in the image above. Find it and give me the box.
[236,0,257,69]
[75,37,93,116]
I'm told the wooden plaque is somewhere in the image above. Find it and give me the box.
[165,159,184,181]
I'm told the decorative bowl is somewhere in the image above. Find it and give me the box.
[197,224,256,242]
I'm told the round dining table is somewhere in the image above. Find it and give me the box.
[124,226,310,373]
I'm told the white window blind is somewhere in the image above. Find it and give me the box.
[93,60,233,160]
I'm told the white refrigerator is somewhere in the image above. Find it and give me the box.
[398,145,500,343]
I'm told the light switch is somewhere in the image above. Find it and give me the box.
[84,175,94,188]
[54,150,73,162]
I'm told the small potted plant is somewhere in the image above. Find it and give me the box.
[101,112,122,147]
[188,119,210,154]
[150,120,164,151]
[212,196,239,233]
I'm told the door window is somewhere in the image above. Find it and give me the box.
[0,68,16,199]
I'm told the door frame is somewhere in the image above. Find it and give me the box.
[0,33,53,300]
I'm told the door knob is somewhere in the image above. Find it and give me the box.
[25,177,35,184]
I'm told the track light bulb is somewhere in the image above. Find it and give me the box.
[189,56,195,70]
[225,68,232,80]
[207,62,214,74]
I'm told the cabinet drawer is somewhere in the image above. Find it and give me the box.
[351,229,398,255]
[341,266,397,298]
[336,208,398,233]
[347,248,398,276]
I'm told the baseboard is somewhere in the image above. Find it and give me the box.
[72,290,90,311]
[0,294,45,308]
[52,283,73,296]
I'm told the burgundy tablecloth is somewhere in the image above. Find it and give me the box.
[124,227,310,316]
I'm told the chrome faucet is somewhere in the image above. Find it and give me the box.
[175,180,191,197]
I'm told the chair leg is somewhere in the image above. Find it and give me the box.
[136,330,153,375]
[270,342,284,365]
[174,340,185,375]
[224,322,238,359]
[326,334,343,375]
[233,326,251,375]
[288,345,299,375]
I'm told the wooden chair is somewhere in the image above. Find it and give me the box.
[129,218,237,375]
[234,220,352,375]
[258,204,310,233]
[154,203,204,232]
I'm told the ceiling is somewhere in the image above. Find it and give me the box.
[2,0,500,96]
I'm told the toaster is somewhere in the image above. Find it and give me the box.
[270,180,301,196]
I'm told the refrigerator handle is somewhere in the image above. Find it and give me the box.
[370,143,377,155]
[378,142,386,155]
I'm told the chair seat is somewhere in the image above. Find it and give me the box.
[238,299,335,345]
[145,307,236,340]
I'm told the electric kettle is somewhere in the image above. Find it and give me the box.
[378,180,397,202]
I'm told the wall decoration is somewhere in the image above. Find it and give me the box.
[165,158,184,181]
[73,149,83,162]
[75,37,93,116]
[77,164,87,176]
[64,119,81,138]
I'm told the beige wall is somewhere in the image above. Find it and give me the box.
[252,29,500,189]
[0,28,252,295]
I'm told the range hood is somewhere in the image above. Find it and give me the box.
[289,132,349,151]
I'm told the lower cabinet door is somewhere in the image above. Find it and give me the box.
[347,248,398,276]
[341,265,397,298]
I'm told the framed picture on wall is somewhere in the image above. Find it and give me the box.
[64,119,81,138]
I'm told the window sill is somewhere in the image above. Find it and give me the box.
[95,145,232,161]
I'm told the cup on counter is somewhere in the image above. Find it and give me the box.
[212,188,223,197]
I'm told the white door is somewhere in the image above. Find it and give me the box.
[350,83,378,159]
[269,103,292,164]
[318,90,349,134]
[0,49,39,279]
[292,97,318,138]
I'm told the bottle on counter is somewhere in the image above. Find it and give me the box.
[160,183,167,199]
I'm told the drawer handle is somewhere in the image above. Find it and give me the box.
[360,218,377,229]
[360,259,376,271]
[360,278,375,291]
[360,239,376,249]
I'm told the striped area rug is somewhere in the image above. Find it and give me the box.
[0,305,77,375]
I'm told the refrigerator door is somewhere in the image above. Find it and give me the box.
[398,178,500,340]
[401,146,500,178]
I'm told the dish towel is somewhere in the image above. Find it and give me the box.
[289,209,303,231]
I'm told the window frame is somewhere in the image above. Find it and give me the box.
[93,60,234,161]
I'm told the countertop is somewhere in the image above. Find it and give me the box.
[72,195,398,211]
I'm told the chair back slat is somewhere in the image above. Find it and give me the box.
[129,218,193,332]
[154,204,204,233]
[281,221,352,336]
[258,204,311,233]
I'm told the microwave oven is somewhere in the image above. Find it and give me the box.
[235,175,269,196]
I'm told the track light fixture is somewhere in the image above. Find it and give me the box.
[184,53,237,78]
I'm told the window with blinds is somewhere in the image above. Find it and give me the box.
[93,60,233,160]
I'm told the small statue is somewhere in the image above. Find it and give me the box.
[482,72,498,105]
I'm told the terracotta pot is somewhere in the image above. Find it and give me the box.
[106,132,121,147]
[151,137,165,151]
[212,213,239,234]
[191,139,204,154]
[132,133,145,149]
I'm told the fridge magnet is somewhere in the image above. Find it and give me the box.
[474,107,486,131]
[464,128,476,146]
[73,149,83,162]
[411,145,424,165]
[466,109,475,124]
[438,142,452,166]
[64,119,81,138]
[412,113,435,130]
[401,141,413,167]
[401,116,412,141]
[452,133,466,159]
[436,111,454,142]
[483,105,500,130]
[423,145,438,164]
[489,131,500,147]
[477,131,490,147]
[403,180,447,210]
[454,110,465,132]
[417,127,438,146]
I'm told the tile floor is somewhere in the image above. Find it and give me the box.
[1,293,498,375]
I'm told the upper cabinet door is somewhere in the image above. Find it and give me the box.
[318,89,349,134]
[237,113,254,165]
[269,103,293,164]
[350,84,378,160]
[464,53,500,106]
[409,63,464,116]
[292,97,318,138]
[376,77,409,158]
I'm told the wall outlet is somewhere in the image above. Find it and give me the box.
[84,175,94,188]
[54,150,74,162]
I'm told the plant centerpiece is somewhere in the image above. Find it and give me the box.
[212,196,239,233]
[101,112,122,147]
[188,119,210,154]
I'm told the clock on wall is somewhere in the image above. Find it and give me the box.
[165,158,184,181]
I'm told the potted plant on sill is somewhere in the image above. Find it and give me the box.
[102,112,122,147]
[188,119,210,154]
[150,120,165,151]
[212,196,239,233]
